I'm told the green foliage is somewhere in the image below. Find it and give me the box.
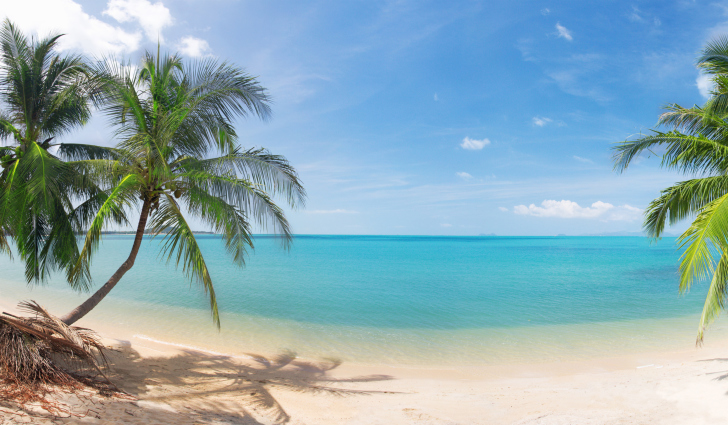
[69,50,305,327]
[0,20,103,288]
[613,36,728,343]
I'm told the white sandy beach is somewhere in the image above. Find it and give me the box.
[2,326,728,425]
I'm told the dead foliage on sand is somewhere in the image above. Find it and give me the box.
[0,301,122,417]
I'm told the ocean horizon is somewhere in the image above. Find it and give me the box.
[1,235,724,366]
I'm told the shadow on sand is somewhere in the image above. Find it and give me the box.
[106,341,395,424]
[1,342,397,424]
[698,358,728,397]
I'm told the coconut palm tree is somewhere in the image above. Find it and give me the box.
[60,51,305,326]
[0,19,103,286]
[613,37,728,343]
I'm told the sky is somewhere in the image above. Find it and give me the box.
[0,0,724,236]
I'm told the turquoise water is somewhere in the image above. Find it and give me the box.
[0,235,724,365]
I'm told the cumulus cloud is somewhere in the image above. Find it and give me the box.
[460,137,490,150]
[0,0,142,55]
[513,200,641,221]
[456,172,473,180]
[306,209,358,214]
[555,23,573,41]
[533,116,553,127]
[178,36,211,57]
[1,0,210,58]
[697,73,714,99]
[104,0,172,41]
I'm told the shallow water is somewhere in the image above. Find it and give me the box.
[0,235,724,365]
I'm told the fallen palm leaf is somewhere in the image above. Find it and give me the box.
[0,300,118,414]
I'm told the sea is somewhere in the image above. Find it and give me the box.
[1,235,725,366]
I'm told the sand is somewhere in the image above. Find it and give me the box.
[2,330,728,425]
[1,297,728,424]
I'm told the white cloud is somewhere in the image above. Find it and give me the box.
[532,116,553,127]
[306,209,359,214]
[515,200,610,218]
[697,73,714,99]
[104,0,173,41]
[541,8,550,16]
[0,0,142,55]
[555,22,573,41]
[178,36,211,57]
[513,200,641,221]
[460,137,490,150]
[456,172,473,180]
[441,223,452,228]
[573,155,593,163]
[605,204,642,221]
[434,93,439,101]
[498,207,509,212]
[629,6,644,22]
[628,6,661,27]
[547,68,610,102]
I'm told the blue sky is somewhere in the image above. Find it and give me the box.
[2,0,725,235]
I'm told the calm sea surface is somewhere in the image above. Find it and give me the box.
[1,235,725,365]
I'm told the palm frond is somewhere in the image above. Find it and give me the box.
[677,193,728,292]
[613,131,728,175]
[181,148,306,207]
[185,186,253,266]
[57,143,122,161]
[150,194,219,327]
[643,176,728,238]
[69,174,141,285]
[696,247,728,344]
[657,104,728,140]
[697,36,728,76]
[183,170,293,242]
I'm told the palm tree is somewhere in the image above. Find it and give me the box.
[613,37,728,343]
[0,19,102,286]
[60,51,305,327]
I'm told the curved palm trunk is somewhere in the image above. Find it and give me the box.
[61,199,151,325]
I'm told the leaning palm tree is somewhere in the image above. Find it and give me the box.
[60,51,305,326]
[613,37,728,343]
[0,19,101,286]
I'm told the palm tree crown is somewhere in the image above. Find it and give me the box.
[0,19,99,284]
[613,37,728,343]
[60,51,305,327]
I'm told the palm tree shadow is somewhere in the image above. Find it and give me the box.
[695,358,728,397]
[104,341,396,424]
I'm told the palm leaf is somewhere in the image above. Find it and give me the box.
[696,248,728,343]
[150,194,220,327]
[643,176,728,238]
[677,193,728,292]
[69,174,141,285]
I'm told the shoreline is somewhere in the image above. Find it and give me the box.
[119,322,728,380]
[2,293,727,372]
[4,299,728,423]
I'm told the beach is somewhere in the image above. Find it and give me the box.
[3,326,728,424]
[3,2,728,423]
[2,236,728,423]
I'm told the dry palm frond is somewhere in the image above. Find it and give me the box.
[0,300,117,414]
